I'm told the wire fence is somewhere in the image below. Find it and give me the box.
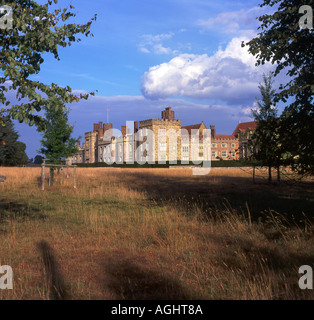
[237,166,313,185]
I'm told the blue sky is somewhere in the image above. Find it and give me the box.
[11,0,287,159]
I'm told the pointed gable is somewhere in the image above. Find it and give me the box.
[233,121,258,137]
[181,121,207,135]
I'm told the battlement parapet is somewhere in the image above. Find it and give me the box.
[139,118,181,127]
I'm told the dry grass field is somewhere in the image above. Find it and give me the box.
[0,166,313,300]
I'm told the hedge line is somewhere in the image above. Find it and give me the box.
[74,160,261,168]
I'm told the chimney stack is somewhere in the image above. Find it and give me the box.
[161,107,175,120]
[121,125,127,136]
[210,125,216,138]
[134,121,139,133]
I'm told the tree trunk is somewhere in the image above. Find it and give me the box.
[49,168,54,186]
[268,166,272,184]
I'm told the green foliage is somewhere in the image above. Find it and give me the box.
[251,73,282,170]
[0,0,96,127]
[0,120,29,165]
[34,154,44,164]
[14,141,29,165]
[252,72,278,121]
[38,105,79,164]
[243,0,314,175]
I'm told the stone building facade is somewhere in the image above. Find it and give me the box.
[138,107,182,162]
[67,107,257,165]
[181,122,210,163]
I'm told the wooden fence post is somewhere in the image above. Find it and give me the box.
[41,164,45,191]
[48,168,51,187]
[74,166,77,189]
[40,162,77,190]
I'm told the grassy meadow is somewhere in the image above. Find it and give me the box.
[0,166,313,300]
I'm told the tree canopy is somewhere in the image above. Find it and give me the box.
[251,72,281,182]
[252,72,278,121]
[243,0,314,175]
[0,0,96,127]
[34,154,44,164]
[38,104,78,164]
[0,119,28,165]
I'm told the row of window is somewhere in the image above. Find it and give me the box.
[212,143,236,148]
[100,142,237,155]
[212,151,236,157]
[101,151,236,163]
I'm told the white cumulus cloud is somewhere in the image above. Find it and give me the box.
[141,36,274,105]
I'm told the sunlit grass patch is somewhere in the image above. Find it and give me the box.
[0,166,313,300]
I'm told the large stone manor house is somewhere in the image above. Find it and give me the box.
[68,107,258,165]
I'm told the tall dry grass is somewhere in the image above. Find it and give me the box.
[0,166,313,300]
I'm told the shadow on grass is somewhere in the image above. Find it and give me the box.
[120,171,314,224]
[98,249,190,300]
[0,198,46,223]
[213,233,314,272]
[208,232,314,299]
[37,240,70,300]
